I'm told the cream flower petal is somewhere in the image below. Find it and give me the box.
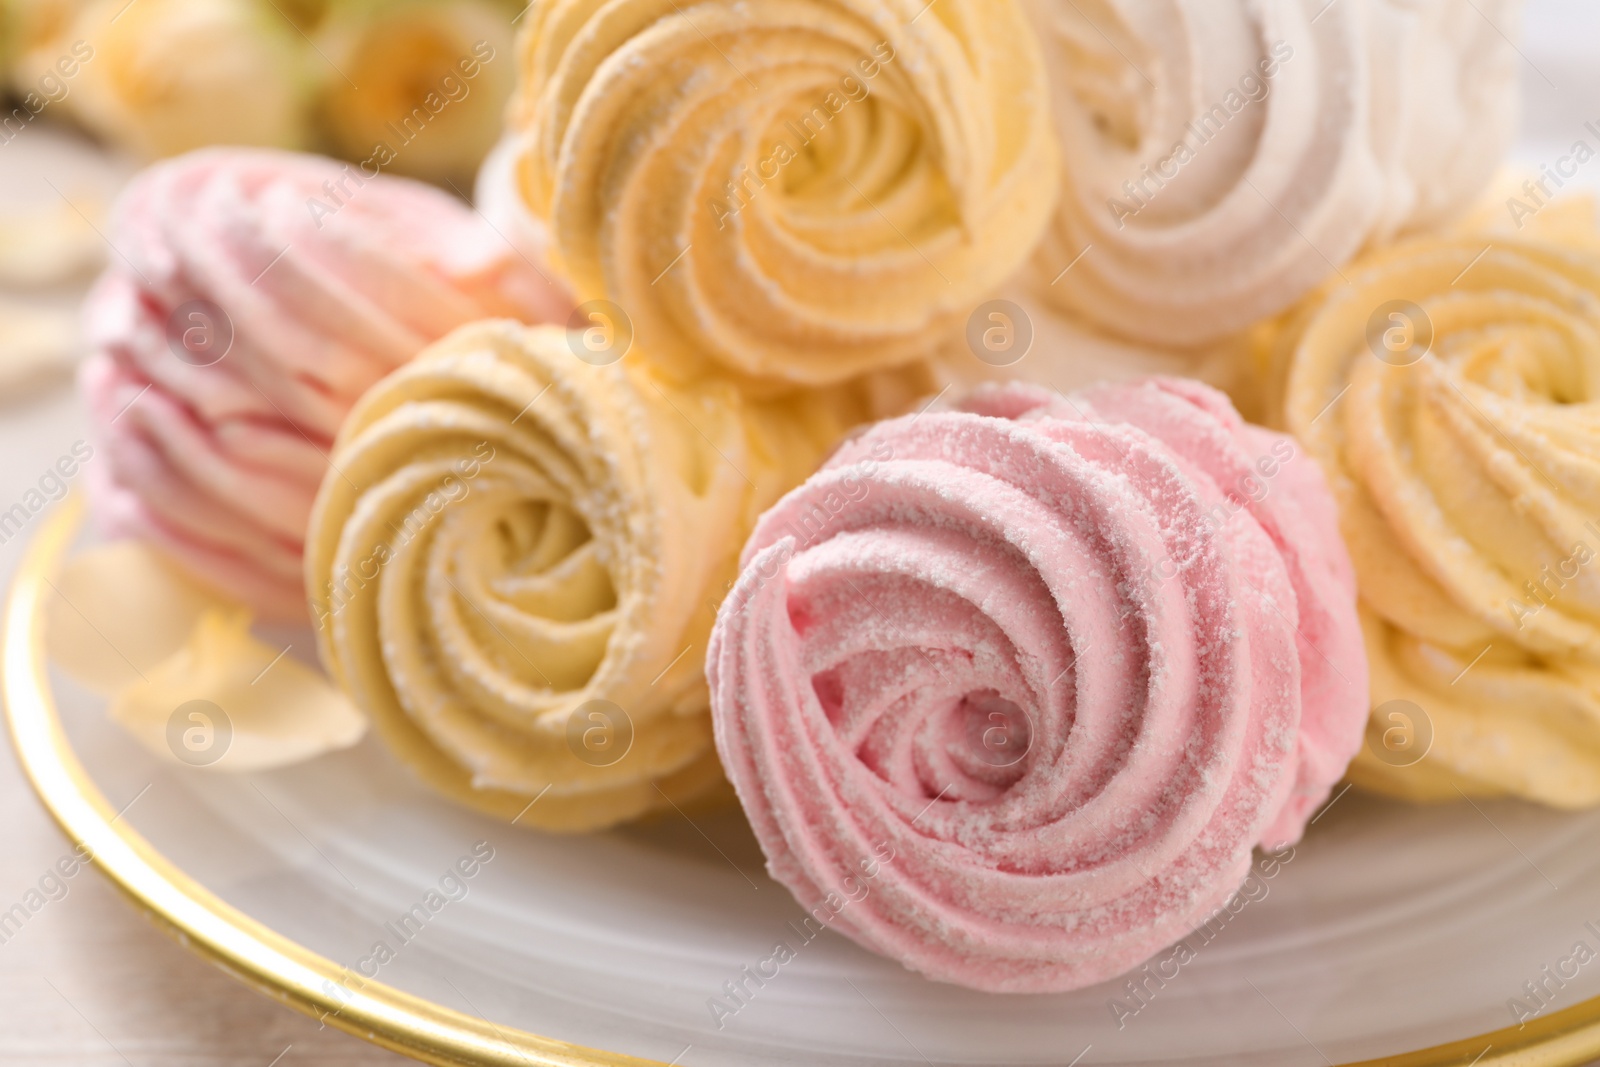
[110,609,367,771]
[44,539,232,695]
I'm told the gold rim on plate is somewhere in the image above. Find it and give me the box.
[6,496,1600,1067]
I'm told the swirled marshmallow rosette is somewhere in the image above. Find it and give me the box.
[1277,199,1600,807]
[1025,0,1521,347]
[306,320,932,831]
[708,377,1365,991]
[81,148,571,620]
[502,0,1059,387]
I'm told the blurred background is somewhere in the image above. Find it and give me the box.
[0,0,520,176]
[0,0,1596,1063]
[0,0,528,415]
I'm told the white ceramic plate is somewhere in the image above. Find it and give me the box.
[8,495,1599,1067]
[41,611,1600,1067]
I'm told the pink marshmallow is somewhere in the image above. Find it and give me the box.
[707,377,1367,993]
[80,148,573,619]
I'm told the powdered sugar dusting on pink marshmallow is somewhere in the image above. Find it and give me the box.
[707,377,1366,993]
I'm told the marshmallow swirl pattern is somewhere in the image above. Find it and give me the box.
[708,377,1365,991]
[307,321,928,830]
[81,148,571,619]
[1278,202,1600,807]
[508,0,1059,387]
[1026,0,1520,346]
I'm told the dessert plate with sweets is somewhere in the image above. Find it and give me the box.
[9,1,1600,1065]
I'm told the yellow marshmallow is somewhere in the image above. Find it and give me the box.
[305,320,931,830]
[505,0,1058,388]
[1274,197,1600,806]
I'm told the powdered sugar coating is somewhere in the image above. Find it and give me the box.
[707,377,1365,992]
